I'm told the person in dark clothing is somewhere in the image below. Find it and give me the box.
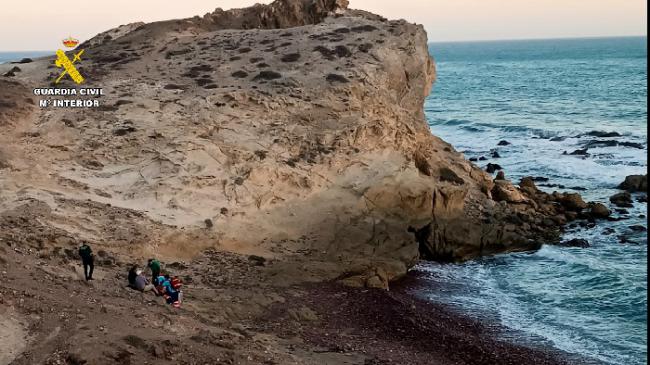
[128,265,138,288]
[78,242,94,281]
[147,259,161,283]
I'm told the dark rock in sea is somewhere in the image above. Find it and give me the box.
[566,148,589,156]
[12,58,33,64]
[491,151,501,158]
[549,136,566,142]
[540,183,565,189]
[629,225,647,232]
[469,157,478,162]
[619,141,645,149]
[570,186,588,191]
[497,140,511,146]
[588,203,611,219]
[637,195,648,203]
[583,140,618,148]
[610,192,634,208]
[585,131,622,138]
[478,156,488,161]
[602,227,616,235]
[618,175,647,192]
[583,140,644,149]
[559,239,590,248]
[485,163,502,174]
[618,235,639,245]
[615,208,630,215]
[531,176,549,182]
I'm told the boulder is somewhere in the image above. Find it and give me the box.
[497,140,511,146]
[610,192,634,208]
[588,203,610,219]
[618,175,647,192]
[491,180,527,203]
[519,177,539,194]
[558,193,587,211]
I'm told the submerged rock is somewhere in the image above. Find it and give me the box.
[558,239,590,248]
[584,131,621,138]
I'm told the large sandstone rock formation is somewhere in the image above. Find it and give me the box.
[0,0,591,288]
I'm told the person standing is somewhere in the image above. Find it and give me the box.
[78,242,94,281]
[147,258,161,283]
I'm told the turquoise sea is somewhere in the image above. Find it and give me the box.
[422,37,647,364]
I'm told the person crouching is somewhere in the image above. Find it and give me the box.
[134,269,159,295]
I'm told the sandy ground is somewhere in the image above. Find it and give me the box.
[0,239,590,365]
[0,310,28,365]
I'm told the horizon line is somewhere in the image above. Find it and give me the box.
[1,34,647,53]
[428,34,647,44]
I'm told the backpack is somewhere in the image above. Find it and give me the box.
[171,277,182,290]
[79,245,92,259]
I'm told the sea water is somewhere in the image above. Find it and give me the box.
[0,51,50,64]
[422,37,647,364]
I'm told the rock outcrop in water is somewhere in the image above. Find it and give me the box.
[0,0,595,288]
[618,174,647,192]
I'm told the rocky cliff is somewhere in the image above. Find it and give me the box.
[0,0,598,290]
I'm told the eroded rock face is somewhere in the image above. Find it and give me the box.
[0,0,594,288]
[415,176,599,262]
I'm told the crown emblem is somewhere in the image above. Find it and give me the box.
[62,36,79,48]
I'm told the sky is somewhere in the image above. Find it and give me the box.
[0,0,647,51]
